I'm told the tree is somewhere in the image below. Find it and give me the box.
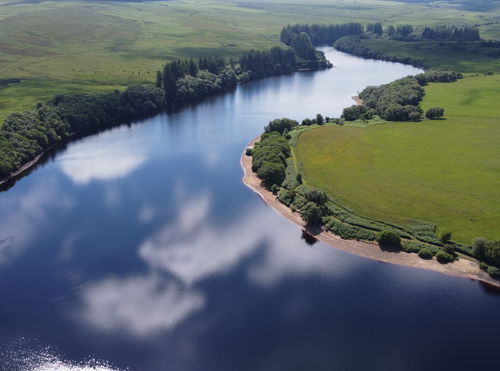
[426,107,445,119]
[440,231,452,244]
[377,230,402,250]
[265,118,298,134]
[316,113,324,125]
[155,71,163,89]
[301,202,322,225]
[292,32,316,60]
[304,188,328,205]
[257,161,286,186]
[473,237,488,259]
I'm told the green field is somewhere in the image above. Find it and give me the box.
[1,0,499,122]
[359,38,500,73]
[294,75,500,244]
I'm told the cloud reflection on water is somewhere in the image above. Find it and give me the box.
[0,177,73,265]
[80,189,355,337]
[81,274,204,337]
[57,127,149,185]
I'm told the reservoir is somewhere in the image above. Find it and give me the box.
[1,48,499,370]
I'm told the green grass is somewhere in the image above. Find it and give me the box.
[0,0,499,122]
[294,75,500,244]
[359,39,500,73]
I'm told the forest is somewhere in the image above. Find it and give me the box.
[158,35,331,101]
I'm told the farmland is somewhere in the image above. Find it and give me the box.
[294,74,500,244]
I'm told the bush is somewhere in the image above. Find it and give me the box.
[245,147,253,156]
[271,184,280,195]
[408,111,421,122]
[278,188,295,206]
[326,219,377,240]
[426,107,445,119]
[436,250,454,264]
[377,230,402,250]
[487,266,500,279]
[418,248,433,260]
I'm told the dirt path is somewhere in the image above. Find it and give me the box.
[241,136,500,288]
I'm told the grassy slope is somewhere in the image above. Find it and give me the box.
[359,39,500,72]
[294,75,500,244]
[0,0,499,122]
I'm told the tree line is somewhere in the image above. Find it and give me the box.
[280,23,364,46]
[280,23,480,45]
[0,85,165,179]
[158,34,331,101]
[422,26,480,41]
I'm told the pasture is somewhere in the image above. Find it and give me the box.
[0,0,499,122]
[294,74,500,243]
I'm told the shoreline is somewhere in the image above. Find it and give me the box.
[351,95,363,105]
[0,152,45,186]
[241,136,500,288]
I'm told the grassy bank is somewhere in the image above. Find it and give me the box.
[1,0,499,122]
[294,74,500,244]
[357,39,500,73]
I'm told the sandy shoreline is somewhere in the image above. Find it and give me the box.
[351,95,363,105]
[0,152,45,186]
[241,136,500,288]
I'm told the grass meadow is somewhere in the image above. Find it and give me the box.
[294,75,500,244]
[359,39,500,73]
[0,0,499,122]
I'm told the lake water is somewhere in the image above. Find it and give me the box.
[1,48,499,371]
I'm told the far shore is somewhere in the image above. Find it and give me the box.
[242,136,500,288]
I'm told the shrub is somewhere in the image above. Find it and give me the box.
[278,188,295,206]
[271,184,280,195]
[377,230,402,250]
[408,111,421,122]
[487,266,500,279]
[245,147,253,156]
[418,248,433,260]
[426,107,445,119]
[436,250,454,264]
[326,219,377,240]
